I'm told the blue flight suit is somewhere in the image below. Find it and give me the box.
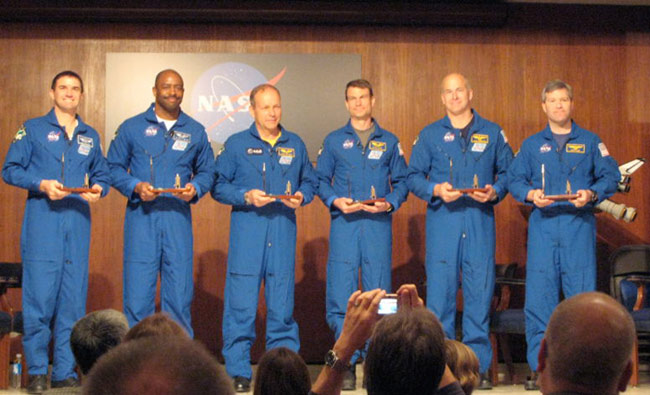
[315,120,408,363]
[407,111,513,373]
[2,109,110,381]
[107,104,215,336]
[507,122,619,371]
[212,123,317,380]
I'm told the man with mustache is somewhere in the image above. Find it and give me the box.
[107,69,215,336]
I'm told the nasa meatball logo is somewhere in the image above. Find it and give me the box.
[539,143,552,154]
[145,126,158,137]
[47,131,60,142]
[343,139,354,149]
[443,132,455,143]
[191,62,286,144]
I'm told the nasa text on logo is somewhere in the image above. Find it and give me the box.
[539,143,552,154]
[190,62,286,144]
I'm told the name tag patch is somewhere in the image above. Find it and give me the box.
[279,156,293,165]
[471,143,486,152]
[77,135,93,147]
[566,144,585,154]
[277,147,295,165]
[172,140,188,151]
[247,148,263,155]
[471,134,489,144]
[368,150,383,160]
[77,135,93,156]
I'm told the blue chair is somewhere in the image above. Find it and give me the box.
[489,263,525,385]
[610,245,650,387]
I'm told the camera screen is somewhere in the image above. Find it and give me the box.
[378,297,398,315]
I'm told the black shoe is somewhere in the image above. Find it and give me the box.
[478,373,493,390]
[27,374,48,394]
[525,372,539,391]
[233,376,251,393]
[342,366,356,391]
[51,377,80,388]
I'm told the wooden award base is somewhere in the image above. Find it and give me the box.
[543,194,579,201]
[60,187,96,193]
[263,194,297,200]
[153,187,191,193]
[451,187,489,194]
[357,198,387,205]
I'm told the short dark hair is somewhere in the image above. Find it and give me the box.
[249,84,280,108]
[154,69,183,88]
[541,79,573,102]
[365,308,446,395]
[124,312,188,342]
[83,337,233,395]
[345,79,373,99]
[253,347,311,395]
[70,309,129,375]
[51,70,84,93]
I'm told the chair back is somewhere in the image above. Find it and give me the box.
[609,245,650,311]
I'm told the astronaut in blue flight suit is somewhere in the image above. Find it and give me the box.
[107,69,215,336]
[2,71,110,392]
[407,73,513,387]
[315,79,408,390]
[507,80,619,389]
[212,84,317,393]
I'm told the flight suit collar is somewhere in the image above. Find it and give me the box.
[441,109,484,133]
[541,120,580,142]
[45,108,89,135]
[248,122,289,144]
[144,103,189,129]
[343,118,384,137]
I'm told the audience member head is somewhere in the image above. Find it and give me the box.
[83,336,233,395]
[253,347,311,395]
[444,339,480,394]
[124,312,188,341]
[538,292,635,395]
[70,309,129,375]
[364,308,446,395]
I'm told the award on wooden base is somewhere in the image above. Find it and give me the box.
[153,174,191,193]
[450,174,488,194]
[264,180,298,200]
[349,185,387,205]
[60,173,96,194]
[541,165,578,201]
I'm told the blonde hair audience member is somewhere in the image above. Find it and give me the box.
[445,339,480,394]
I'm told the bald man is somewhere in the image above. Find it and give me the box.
[538,292,635,395]
[108,69,215,336]
[407,73,513,388]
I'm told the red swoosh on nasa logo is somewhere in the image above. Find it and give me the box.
[201,67,287,133]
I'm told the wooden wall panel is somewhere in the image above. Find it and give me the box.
[1,21,649,364]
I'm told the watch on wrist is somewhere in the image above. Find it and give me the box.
[324,349,351,373]
[590,190,598,202]
[244,191,252,205]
